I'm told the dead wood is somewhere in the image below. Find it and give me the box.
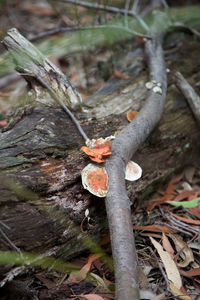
[175,71,200,125]
[0,29,200,291]
[105,34,167,300]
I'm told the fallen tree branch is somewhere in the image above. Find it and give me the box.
[58,0,138,17]
[2,28,89,141]
[2,28,82,111]
[174,72,200,125]
[59,0,150,32]
[29,24,150,42]
[172,23,200,39]
[105,34,167,300]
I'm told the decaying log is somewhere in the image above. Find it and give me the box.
[0,29,200,286]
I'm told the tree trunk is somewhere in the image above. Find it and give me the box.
[0,32,200,280]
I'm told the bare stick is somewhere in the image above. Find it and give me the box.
[172,23,200,39]
[36,75,89,141]
[131,0,139,13]
[161,0,169,10]
[0,228,21,254]
[58,0,138,17]
[124,0,131,28]
[29,24,151,42]
[105,34,167,300]
[174,71,200,125]
[59,0,150,32]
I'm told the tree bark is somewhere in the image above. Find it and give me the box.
[1,31,200,283]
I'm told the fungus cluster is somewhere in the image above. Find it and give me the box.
[145,80,162,95]
[81,136,142,197]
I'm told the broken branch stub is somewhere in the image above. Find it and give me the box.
[2,28,82,110]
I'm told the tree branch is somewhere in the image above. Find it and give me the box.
[29,24,150,42]
[105,34,167,300]
[58,0,138,17]
[174,71,200,125]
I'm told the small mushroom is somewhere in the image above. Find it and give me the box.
[152,86,162,95]
[125,161,142,181]
[145,81,154,89]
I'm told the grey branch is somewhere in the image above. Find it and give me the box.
[175,71,200,125]
[29,24,151,42]
[2,28,82,111]
[60,0,150,33]
[105,34,167,300]
[58,0,137,17]
[2,28,89,141]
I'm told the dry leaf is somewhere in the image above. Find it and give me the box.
[189,206,200,219]
[169,282,193,300]
[169,212,200,225]
[162,233,174,256]
[147,175,182,210]
[133,225,177,233]
[174,190,200,202]
[169,234,194,268]
[68,254,102,282]
[150,237,182,289]
[180,268,200,277]
[113,70,130,80]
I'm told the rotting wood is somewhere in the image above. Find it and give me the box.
[175,71,200,125]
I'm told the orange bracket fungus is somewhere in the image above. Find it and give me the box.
[126,110,138,122]
[81,136,114,163]
[81,161,142,197]
[81,164,107,197]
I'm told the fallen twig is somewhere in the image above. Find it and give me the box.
[59,0,150,32]
[174,71,200,125]
[105,34,167,300]
[29,24,150,42]
[58,0,138,17]
[172,23,200,39]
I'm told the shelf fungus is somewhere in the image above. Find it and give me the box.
[81,161,142,197]
[81,136,114,163]
[81,163,107,197]
[125,161,142,181]
[126,110,139,122]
